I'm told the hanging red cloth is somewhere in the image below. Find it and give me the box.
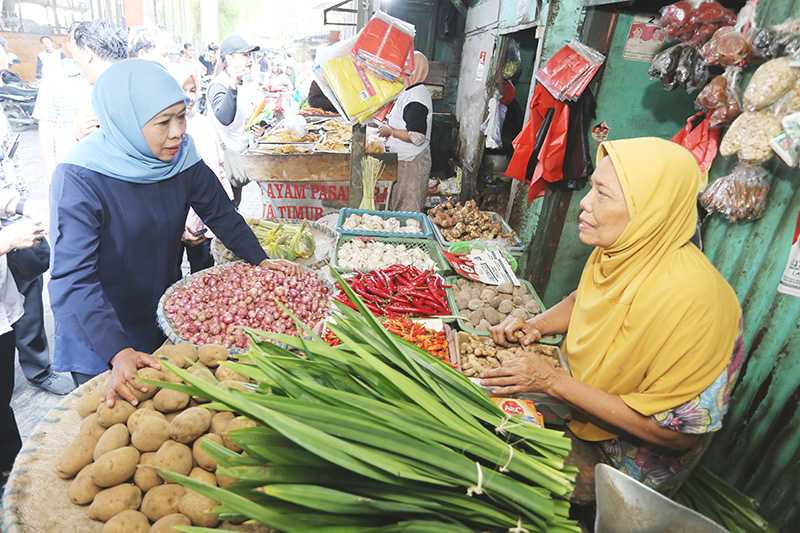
[505,84,570,203]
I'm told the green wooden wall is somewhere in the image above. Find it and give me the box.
[538,2,800,529]
[541,10,694,306]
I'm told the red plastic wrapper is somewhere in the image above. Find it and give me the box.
[535,42,604,102]
[657,0,737,46]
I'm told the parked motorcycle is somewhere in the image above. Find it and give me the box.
[0,70,37,130]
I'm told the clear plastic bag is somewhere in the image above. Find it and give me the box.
[502,39,522,80]
[657,1,736,46]
[481,93,506,150]
[695,68,741,126]
[700,163,770,222]
[743,57,799,112]
[701,26,751,66]
[649,44,686,90]
[719,111,782,164]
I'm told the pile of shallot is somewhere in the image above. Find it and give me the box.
[163,263,331,349]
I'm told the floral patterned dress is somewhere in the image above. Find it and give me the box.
[598,333,745,495]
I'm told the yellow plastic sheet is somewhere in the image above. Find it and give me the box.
[322,54,403,123]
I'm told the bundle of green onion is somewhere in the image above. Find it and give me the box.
[158,268,578,532]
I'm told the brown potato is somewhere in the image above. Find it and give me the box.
[96,401,136,428]
[188,363,216,383]
[220,380,252,392]
[138,399,155,411]
[87,484,142,522]
[141,483,186,521]
[102,509,149,533]
[133,452,163,492]
[164,411,180,423]
[192,433,223,472]
[190,467,217,486]
[197,344,227,367]
[68,463,100,505]
[179,489,220,527]
[92,446,140,487]
[94,424,130,460]
[127,408,166,434]
[210,412,234,435]
[161,366,184,385]
[75,386,104,418]
[214,365,248,383]
[80,413,107,441]
[150,513,191,533]
[155,343,197,368]
[57,433,98,479]
[130,367,164,402]
[131,415,171,452]
[170,407,212,444]
[216,470,237,489]
[155,440,193,478]
[222,416,257,452]
[153,389,190,413]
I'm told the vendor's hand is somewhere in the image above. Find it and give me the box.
[0,220,44,253]
[261,258,302,276]
[490,316,545,347]
[181,228,207,247]
[106,348,161,407]
[480,354,564,396]
[377,124,393,138]
[250,124,266,138]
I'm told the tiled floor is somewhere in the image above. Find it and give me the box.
[8,129,264,441]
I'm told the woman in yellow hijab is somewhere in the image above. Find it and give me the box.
[484,137,743,494]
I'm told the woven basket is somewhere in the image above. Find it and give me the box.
[157,262,334,350]
[211,218,337,270]
[330,235,449,274]
[2,374,109,533]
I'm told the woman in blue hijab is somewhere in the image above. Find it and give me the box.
[49,59,279,405]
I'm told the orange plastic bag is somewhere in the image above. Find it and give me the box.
[672,111,720,177]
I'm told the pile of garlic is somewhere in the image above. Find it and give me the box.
[337,240,435,271]
[342,214,422,234]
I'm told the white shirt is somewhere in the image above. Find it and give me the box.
[386,84,432,161]
[210,71,259,152]
[0,255,23,335]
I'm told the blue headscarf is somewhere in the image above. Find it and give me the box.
[63,59,201,183]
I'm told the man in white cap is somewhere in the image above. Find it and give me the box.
[207,35,260,208]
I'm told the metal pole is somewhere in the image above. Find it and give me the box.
[348,0,373,208]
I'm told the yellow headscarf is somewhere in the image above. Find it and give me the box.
[565,138,741,442]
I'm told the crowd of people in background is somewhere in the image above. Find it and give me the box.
[0,22,315,483]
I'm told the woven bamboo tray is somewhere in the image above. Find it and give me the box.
[157,262,334,350]
[2,373,108,533]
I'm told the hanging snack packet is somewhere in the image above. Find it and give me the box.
[743,57,799,112]
[700,163,770,222]
[695,69,741,126]
[701,26,751,66]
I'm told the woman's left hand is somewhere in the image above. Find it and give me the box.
[480,354,565,396]
[261,258,303,276]
[378,124,393,138]
[181,228,207,247]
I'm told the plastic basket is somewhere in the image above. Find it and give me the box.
[331,234,449,274]
[449,333,572,425]
[445,276,563,345]
[432,211,524,253]
[336,208,434,239]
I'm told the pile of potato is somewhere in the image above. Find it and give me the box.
[457,332,561,378]
[451,279,541,332]
[56,343,269,533]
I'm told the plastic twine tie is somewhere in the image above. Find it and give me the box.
[466,462,484,497]
[500,443,514,473]
[508,518,530,533]
[495,414,512,435]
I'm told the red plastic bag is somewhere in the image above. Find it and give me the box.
[672,112,721,173]
[505,84,570,203]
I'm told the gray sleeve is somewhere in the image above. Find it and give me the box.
[208,82,238,126]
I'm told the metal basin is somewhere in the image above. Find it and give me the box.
[594,464,727,533]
